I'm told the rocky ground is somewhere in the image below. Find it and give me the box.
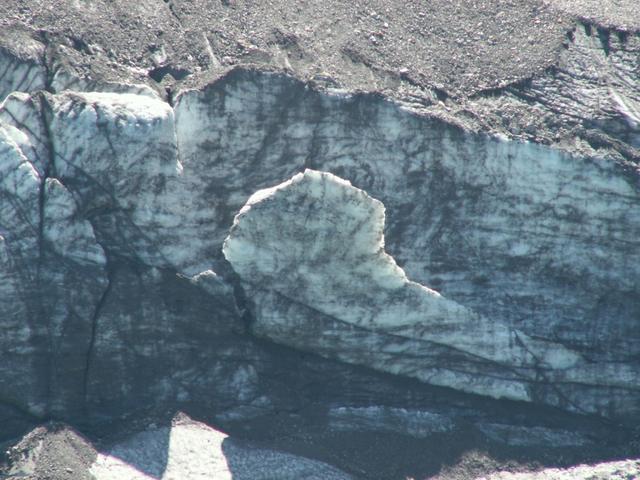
[1,0,637,93]
[0,0,577,95]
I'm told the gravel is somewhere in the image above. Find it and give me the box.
[0,0,599,98]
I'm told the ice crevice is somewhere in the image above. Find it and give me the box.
[81,238,115,408]
[36,95,55,415]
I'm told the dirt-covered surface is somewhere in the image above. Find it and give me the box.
[549,0,640,31]
[0,0,572,96]
[2,424,97,480]
[0,0,636,98]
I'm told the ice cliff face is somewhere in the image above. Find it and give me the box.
[0,87,256,432]
[1,8,640,457]
[224,169,638,415]
[0,66,639,431]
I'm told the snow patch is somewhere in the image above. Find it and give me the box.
[476,458,640,480]
[91,415,352,480]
